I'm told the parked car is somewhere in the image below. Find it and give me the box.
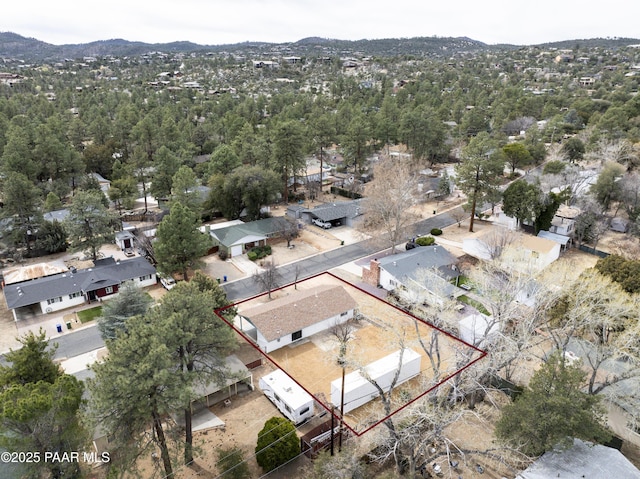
[312,218,332,229]
[159,274,176,290]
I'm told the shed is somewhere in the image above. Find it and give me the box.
[458,313,499,347]
[115,230,135,251]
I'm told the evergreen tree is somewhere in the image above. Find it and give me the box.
[154,201,211,280]
[454,133,504,232]
[0,330,87,479]
[216,447,250,479]
[148,278,236,465]
[255,417,300,472]
[1,171,42,253]
[89,315,183,478]
[0,329,60,386]
[272,121,305,203]
[43,192,63,212]
[495,352,609,456]
[502,181,542,227]
[65,190,118,260]
[171,165,201,214]
[97,282,153,341]
[36,220,68,254]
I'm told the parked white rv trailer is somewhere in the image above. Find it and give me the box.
[331,348,421,414]
[259,369,315,425]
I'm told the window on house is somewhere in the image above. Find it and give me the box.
[340,311,349,317]
[285,404,292,413]
[139,274,152,281]
[47,297,63,305]
[105,286,114,294]
[299,407,309,415]
[274,394,281,403]
[291,330,302,341]
[69,292,82,299]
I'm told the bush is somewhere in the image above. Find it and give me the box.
[415,236,435,246]
[256,417,300,472]
[248,245,273,261]
[218,249,228,261]
[543,160,567,175]
[430,228,442,236]
[216,446,250,479]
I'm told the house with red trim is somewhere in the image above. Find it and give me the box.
[3,257,156,321]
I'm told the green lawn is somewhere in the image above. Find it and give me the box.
[457,295,491,316]
[77,306,102,324]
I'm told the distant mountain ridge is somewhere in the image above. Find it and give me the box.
[1,31,639,62]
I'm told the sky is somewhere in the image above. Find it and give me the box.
[2,0,640,47]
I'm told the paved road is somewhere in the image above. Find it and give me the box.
[1,206,466,363]
[222,207,463,301]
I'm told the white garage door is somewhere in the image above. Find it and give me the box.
[230,244,243,257]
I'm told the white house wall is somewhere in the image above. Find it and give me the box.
[462,238,493,260]
[41,274,156,315]
[258,310,354,353]
[40,295,86,314]
[502,244,560,272]
[379,269,398,291]
[135,274,157,288]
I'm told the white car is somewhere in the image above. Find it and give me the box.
[159,275,176,290]
[312,218,332,229]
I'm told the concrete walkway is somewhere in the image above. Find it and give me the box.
[230,255,264,275]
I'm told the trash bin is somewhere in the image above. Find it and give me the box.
[217,278,221,284]
[56,324,63,333]
[66,321,72,330]
[223,275,227,282]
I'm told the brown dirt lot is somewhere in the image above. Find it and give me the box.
[236,273,482,434]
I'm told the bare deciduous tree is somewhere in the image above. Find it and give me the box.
[585,138,638,167]
[450,207,468,228]
[275,216,299,247]
[252,260,282,299]
[477,228,518,260]
[360,158,420,254]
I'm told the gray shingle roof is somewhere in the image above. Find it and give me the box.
[210,217,293,247]
[378,245,458,279]
[239,285,357,341]
[43,209,70,222]
[3,257,156,309]
[517,439,640,478]
[379,245,459,296]
[304,199,363,222]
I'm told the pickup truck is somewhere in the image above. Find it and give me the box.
[312,218,332,229]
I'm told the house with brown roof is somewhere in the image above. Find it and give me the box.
[237,285,357,353]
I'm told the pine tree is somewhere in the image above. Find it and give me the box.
[154,201,211,280]
[255,417,300,472]
[495,352,610,456]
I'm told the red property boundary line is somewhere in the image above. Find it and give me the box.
[215,271,488,437]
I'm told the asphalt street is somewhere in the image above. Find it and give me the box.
[221,207,462,300]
